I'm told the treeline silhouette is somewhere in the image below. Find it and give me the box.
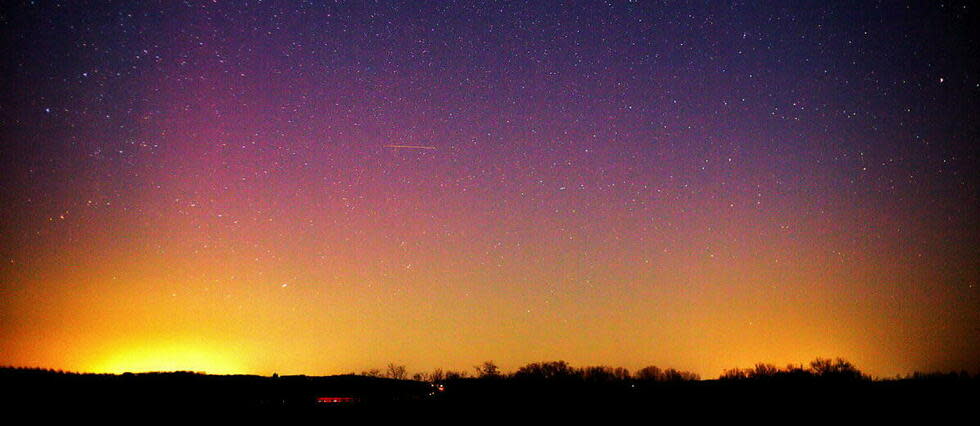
[2,358,976,420]
[357,357,978,384]
[356,360,701,383]
[720,357,866,381]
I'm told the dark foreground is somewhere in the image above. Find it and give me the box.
[2,367,975,422]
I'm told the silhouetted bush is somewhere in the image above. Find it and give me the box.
[513,361,578,381]
[718,358,867,383]
[635,365,663,381]
[444,370,469,380]
[580,366,618,384]
[719,367,748,380]
[809,357,866,381]
[749,363,780,379]
[633,365,699,382]
[474,361,500,378]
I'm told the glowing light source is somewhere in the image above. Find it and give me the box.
[88,342,243,375]
[317,397,357,403]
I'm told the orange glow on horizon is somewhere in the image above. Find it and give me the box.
[86,341,245,375]
[2,2,977,382]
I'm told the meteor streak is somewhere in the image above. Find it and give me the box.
[383,145,437,150]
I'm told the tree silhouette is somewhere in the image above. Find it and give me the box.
[634,365,698,382]
[444,370,469,380]
[386,363,407,380]
[809,357,864,381]
[635,365,663,381]
[474,361,501,378]
[611,367,631,381]
[662,368,699,382]
[428,368,445,383]
[362,368,383,378]
[719,358,866,382]
[720,367,748,380]
[513,361,577,380]
[749,363,780,379]
[581,366,619,384]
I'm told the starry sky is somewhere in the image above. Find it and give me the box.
[1,1,977,378]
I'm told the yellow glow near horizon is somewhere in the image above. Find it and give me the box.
[87,342,244,375]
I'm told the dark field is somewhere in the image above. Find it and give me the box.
[3,366,975,422]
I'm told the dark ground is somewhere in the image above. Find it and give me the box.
[2,367,975,422]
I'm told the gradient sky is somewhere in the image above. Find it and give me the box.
[1,1,977,378]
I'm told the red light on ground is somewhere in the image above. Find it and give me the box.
[317,397,356,404]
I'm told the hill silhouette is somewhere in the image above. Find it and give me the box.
[2,358,976,421]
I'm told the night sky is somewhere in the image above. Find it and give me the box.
[1,1,977,378]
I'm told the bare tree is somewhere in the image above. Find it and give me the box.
[581,366,617,383]
[809,357,864,380]
[749,363,780,378]
[636,365,698,382]
[428,368,445,383]
[444,370,469,380]
[513,361,577,380]
[720,367,748,380]
[386,363,407,380]
[474,361,501,378]
[612,367,631,381]
[635,365,663,381]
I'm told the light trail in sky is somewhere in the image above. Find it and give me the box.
[383,145,438,150]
